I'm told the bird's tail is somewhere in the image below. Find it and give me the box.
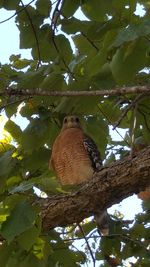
[94,210,109,236]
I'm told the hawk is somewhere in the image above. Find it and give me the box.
[50,115,109,235]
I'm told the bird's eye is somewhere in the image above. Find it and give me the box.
[64,118,67,123]
[75,117,79,122]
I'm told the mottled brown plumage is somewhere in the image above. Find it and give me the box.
[50,127,93,184]
[138,187,150,201]
[49,115,109,235]
[50,115,101,185]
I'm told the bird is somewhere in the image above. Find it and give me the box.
[138,187,150,201]
[49,115,109,235]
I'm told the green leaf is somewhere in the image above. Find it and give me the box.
[73,34,97,56]
[85,49,107,77]
[9,172,60,195]
[3,0,20,10]
[91,63,116,89]
[0,0,4,8]
[17,226,40,251]
[85,116,109,158]
[22,147,50,171]
[18,23,36,49]
[12,59,32,70]
[61,18,90,34]
[17,68,45,89]
[95,251,105,261]
[32,25,57,61]
[130,224,146,238]
[110,39,149,84]
[9,180,35,194]
[4,102,19,118]
[54,94,99,114]
[61,0,80,17]
[21,118,51,152]
[142,199,150,211]
[0,65,11,91]
[112,20,150,47]
[0,243,14,266]
[4,120,22,142]
[55,34,73,65]
[34,171,60,194]
[20,255,46,267]
[7,175,22,189]
[100,236,121,255]
[50,241,85,266]
[86,19,119,41]
[40,73,64,90]
[0,150,17,180]
[36,0,51,17]
[98,100,121,124]
[1,201,37,242]
[81,0,113,21]
[16,6,44,49]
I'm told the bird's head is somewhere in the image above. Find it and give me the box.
[61,115,82,131]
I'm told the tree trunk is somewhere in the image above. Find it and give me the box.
[38,147,150,231]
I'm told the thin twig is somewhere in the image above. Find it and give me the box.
[0,0,35,24]
[78,224,96,267]
[60,231,150,252]
[71,243,87,266]
[61,233,149,252]
[52,35,75,79]
[52,0,59,6]
[81,32,99,52]
[51,0,76,79]
[130,102,138,157]
[97,104,130,147]
[51,0,63,31]
[138,108,150,133]
[53,118,61,129]
[57,225,77,235]
[113,94,145,130]
[121,234,149,251]
[20,0,41,69]
[0,85,150,98]
[0,97,31,111]
[139,103,150,115]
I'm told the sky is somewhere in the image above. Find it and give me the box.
[0,2,143,221]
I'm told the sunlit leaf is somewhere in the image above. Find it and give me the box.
[4,120,22,142]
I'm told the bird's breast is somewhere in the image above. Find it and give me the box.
[51,128,93,185]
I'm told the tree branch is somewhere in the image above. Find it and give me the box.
[20,0,41,69]
[113,93,145,130]
[0,0,35,24]
[1,86,150,98]
[78,224,96,267]
[37,146,150,231]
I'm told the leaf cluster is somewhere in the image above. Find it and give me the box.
[0,0,150,266]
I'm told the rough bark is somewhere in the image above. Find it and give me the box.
[1,85,150,98]
[38,147,150,231]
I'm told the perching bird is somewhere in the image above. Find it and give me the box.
[49,115,109,235]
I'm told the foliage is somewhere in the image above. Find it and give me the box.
[0,0,150,266]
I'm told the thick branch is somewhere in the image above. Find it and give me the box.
[0,86,150,98]
[39,147,150,231]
